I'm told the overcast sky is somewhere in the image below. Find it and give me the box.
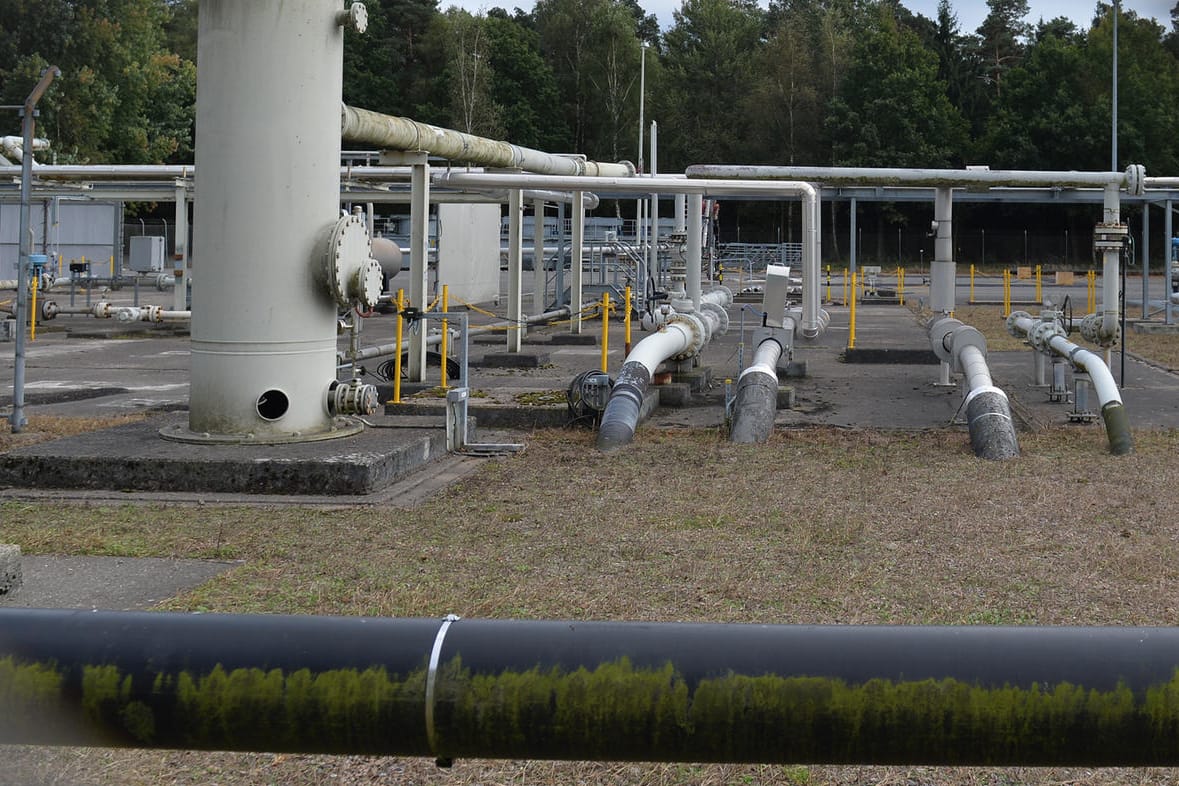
[443,0,1174,36]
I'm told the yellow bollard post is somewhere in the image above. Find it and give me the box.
[849,271,857,350]
[842,268,848,306]
[30,272,38,341]
[1035,264,1042,303]
[624,285,632,356]
[393,288,404,404]
[57,255,63,278]
[969,264,975,304]
[440,285,449,390]
[1088,270,1097,314]
[600,291,610,373]
[1003,270,1011,317]
[826,265,831,303]
[898,267,905,307]
[109,255,115,279]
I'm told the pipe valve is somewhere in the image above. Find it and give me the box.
[328,379,379,417]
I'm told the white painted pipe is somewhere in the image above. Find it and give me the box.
[1009,313,1131,454]
[433,172,821,337]
[685,164,1138,189]
[598,288,731,450]
[1101,184,1121,343]
[931,187,954,313]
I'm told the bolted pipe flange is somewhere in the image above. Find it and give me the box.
[699,301,729,335]
[1125,164,1146,197]
[336,2,368,33]
[1079,312,1112,345]
[40,301,58,321]
[1029,320,1064,353]
[948,324,987,371]
[667,312,707,361]
[928,316,962,363]
[1006,311,1032,338]
[323,213,382,309]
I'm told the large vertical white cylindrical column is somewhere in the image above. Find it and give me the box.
[183,0,346,442]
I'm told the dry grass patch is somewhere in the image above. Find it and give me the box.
[5,425,1179,784]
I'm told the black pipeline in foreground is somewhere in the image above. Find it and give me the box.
[6,608,1179,765]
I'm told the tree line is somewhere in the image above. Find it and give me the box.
[2,0,1179,259]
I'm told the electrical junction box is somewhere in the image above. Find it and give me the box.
[129,235,166,272]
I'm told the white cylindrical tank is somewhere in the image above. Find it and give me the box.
[179,0,350,442]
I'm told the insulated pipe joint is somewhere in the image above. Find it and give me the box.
[699,301,729,336]
[928,316,963,364]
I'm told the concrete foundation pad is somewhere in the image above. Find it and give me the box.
[0,414,462,496]
[777,386,797,409]
[0,544,21,597]
[656,383,693,407]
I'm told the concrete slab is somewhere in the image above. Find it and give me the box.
[0,555,235,611]
[0,414,461,495]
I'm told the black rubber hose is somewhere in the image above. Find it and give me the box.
[965,389,1020,460]
[1102,401,1134,455]
[596,361,650,451]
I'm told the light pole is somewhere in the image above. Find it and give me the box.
[1112,0,1119,171]
[638,40,648,175]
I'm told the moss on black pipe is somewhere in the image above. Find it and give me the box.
[11,652,1179,765]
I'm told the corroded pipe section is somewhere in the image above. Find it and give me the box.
[9,610,1179,765]
[342,105,635,178]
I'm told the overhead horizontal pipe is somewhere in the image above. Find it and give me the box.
[8,609,1179,765]
[341,105,635,178]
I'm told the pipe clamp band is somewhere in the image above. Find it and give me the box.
[425,614,460,758]
[963,384,1007,409]
[969,410,1013,426]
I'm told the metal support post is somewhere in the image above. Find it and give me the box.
[570,191,584,333]
[173,180,188,312]
[1142,201,1150,320]
[532,198,546,315]
[10,66,60,434]
[506,188,523,353]
[408,156,430,381]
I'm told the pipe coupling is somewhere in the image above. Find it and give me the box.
[1028,320,1065,353]
[667,313,707,361]
[328,379,379,416]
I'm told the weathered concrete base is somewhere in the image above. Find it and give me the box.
[656,383,692,407]
[0,414,466,496]
[777,386,796,409]
[388,399,570,429]
[1132,321,1179,335]
[0,544,21,597]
